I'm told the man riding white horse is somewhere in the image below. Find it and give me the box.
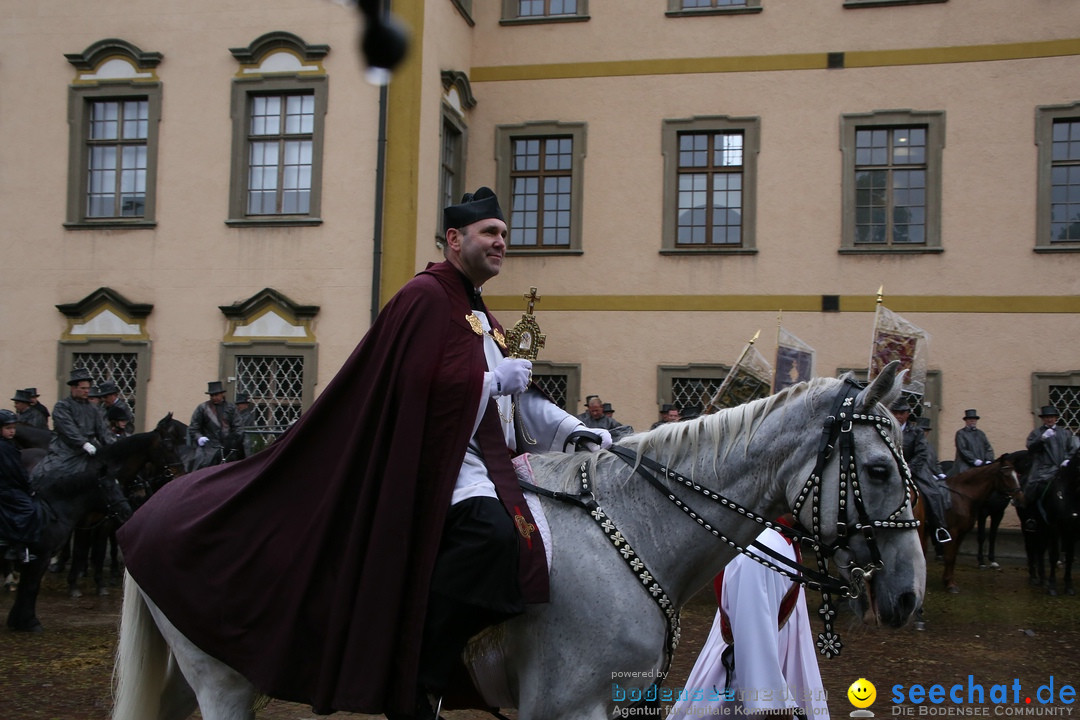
[117,187,611,720]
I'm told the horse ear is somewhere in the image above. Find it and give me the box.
[856,360,906,411]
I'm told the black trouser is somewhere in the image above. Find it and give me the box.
[418,496,524,695]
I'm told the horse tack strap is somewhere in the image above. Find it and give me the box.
[518,460,682,677]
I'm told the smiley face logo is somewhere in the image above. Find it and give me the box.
[847,678,876,709]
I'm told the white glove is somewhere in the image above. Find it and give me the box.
[973,459,983,466]
[1062,459,1070,468]
[490,358,532,397]
[585,428,613,452]
[82,442,96,456]
[1042,428,1055,439]
[197,436,210,447]
[937,473,947,480]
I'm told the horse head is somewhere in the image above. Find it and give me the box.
[97,472,134,525]
[812,361,925,629]
[991,454,1025,507]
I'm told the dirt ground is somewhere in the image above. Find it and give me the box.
[2,552,1078,719]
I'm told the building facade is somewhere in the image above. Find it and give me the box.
[2,0,1079,484]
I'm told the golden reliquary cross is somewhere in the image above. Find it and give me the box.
[504,286,546,360]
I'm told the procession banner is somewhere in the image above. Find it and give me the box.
[773,326,815,393]
[869,303,929,395]
[712,342,774,410]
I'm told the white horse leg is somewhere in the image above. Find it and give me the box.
[141,593,259,720]
[158,654,198,720]
[112,572,171,720]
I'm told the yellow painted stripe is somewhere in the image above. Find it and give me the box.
[471,38,1080,83]
[380,3,426,308]
[483,295,1080,314]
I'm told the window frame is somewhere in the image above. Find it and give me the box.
[840,109,945,254]
[666,0,762,18]
[844,0,946,8]
[531,361,581,414]
[1035,102,1080,253]
[662,115,760,255]
[495,121,586,255]
[500,0,589,24]
[1032,371,1080,433]
[58,340,151,432]
[438,106,467,248]
[65,42,163,230]
[227,75,328,227]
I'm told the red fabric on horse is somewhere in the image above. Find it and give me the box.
[117,261,548,716]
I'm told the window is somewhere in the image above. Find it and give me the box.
[1032,372,1080,432]
[658,364,763,418]
[219,288,319,431]
[228,32,329,227]
[666,0,762,16]
[840,110,944,253]
[501,0,589,23]
[662,116,760,253]
[1036,102,1080,252]
[496,121,586,253]
[531,361,581,414]
[65,40,162,229]
[56,287,153,430]
[439,112,466,242]
[438,71,474,247]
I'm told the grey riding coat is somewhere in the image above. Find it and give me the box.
[1025,424,1079,492]
[953,426,994,475]
[30,395,115,484]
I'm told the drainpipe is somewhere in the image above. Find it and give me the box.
[370,80,388,327]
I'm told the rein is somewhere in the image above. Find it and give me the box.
[521,379,919,672]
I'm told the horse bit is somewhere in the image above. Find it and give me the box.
[526,378,920,680]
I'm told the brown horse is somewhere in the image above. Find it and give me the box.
[941,454,1025,593]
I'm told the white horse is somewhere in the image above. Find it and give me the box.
[112,361,924,720]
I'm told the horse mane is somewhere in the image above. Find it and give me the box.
[99,432,157,461]
[619,374,838,468]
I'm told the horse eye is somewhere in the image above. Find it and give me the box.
[865,464,891,481]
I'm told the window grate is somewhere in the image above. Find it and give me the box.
[72,352,140,415]
[233,354,305,430]
[1048,386,1080,432]
[533,373,568,411]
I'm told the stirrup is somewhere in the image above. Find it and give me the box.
[934,527,952,543]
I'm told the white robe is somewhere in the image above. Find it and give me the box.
[668,528,830,718]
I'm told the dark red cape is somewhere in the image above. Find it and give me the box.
[117,261,546,715]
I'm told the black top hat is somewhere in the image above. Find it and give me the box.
[603,402,613,413]
[890,398,911,413]
[96,380,120,396]
[24,388,39,397]
[661,403,678,413]
[206,381,227,395]
[963,409,980,420]
[235,392,251,404]
[917,416,932,430]
[11,389,33,403]
[67,367,93,386]
[443,187,505,233]
[88,385,103,398]
[1038,405,1061,418]
[106,404,130,422]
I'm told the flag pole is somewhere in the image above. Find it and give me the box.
[706,329,761,414]
[868,285,884,382]
[774,310,783,393]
